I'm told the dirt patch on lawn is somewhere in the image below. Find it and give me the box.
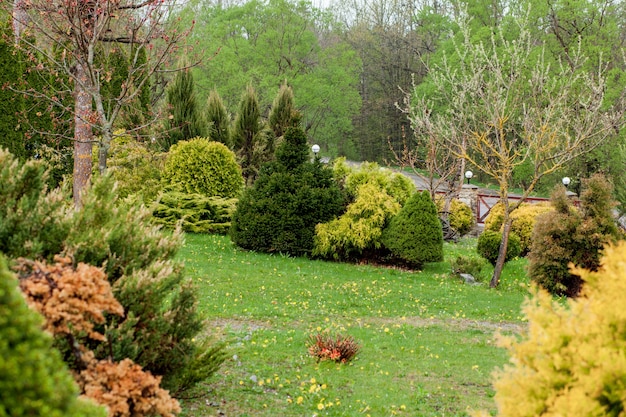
[368,316,525,333]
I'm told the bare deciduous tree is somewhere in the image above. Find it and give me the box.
[404,14,625,287]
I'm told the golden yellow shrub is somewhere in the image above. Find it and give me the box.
[473,241,626,417]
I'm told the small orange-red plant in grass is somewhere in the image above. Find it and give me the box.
[307,332,360,363]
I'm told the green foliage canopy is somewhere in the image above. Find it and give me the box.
[180,0,361,157]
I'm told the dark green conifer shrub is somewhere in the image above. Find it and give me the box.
[162,138,244,199]
[477,230,521,266]
[152,191,237,234]
[0,255,106,417]
[528,174,621,297]
[162,63,207,150]
[64,176,227,393]
[230,126,345,256]
[381,191,444,268]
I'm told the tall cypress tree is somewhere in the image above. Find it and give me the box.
[268,82,297,139]
[162,62,207,150]
[205,89,232,147]
[232,84,268,184]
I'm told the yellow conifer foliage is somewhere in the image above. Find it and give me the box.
[474,241,626,417]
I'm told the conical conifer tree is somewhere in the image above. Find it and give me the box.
[230,125,345,255]
[232,84,269,184]
[206,89,232,147]
[163,61,207,150]
[382,191,444,268]
[269,82,297,139]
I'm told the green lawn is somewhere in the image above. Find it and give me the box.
[177,234,530,416]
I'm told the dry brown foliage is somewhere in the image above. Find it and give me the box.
[76,351,181,417]
[16,255,124,341]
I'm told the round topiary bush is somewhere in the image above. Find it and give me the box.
[477,230,521,266]
[381,191,444,268]
[162,138,244,198]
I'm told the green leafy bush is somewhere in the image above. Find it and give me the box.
[451,255,489,282]
[313,182,401,261]
[162,138,244,198]
[484,202,553,254]
[152,191,237,234]
[477,230,521,266]
[230,126,345,256]
[381,191,443,268]
[0,255,106,417]
[473,242,626,417]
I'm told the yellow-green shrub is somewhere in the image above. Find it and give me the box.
[313,182,401,261]
[473,241,626,417]
[436,197,475,236]
[334,159,414,206]
[484,202,553,254]
[162,137,244,198]
[152,191,237,234]
[106,131,165,203]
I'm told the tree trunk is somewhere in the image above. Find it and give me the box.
[73,63,93,208]
[490,214,512,288]
[12,0,28,43]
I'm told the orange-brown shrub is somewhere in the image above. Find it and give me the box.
[307,332,361,363]
[77,351,181,417]
[17,256,123,341]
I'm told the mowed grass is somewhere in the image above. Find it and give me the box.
[177,234,531,416]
